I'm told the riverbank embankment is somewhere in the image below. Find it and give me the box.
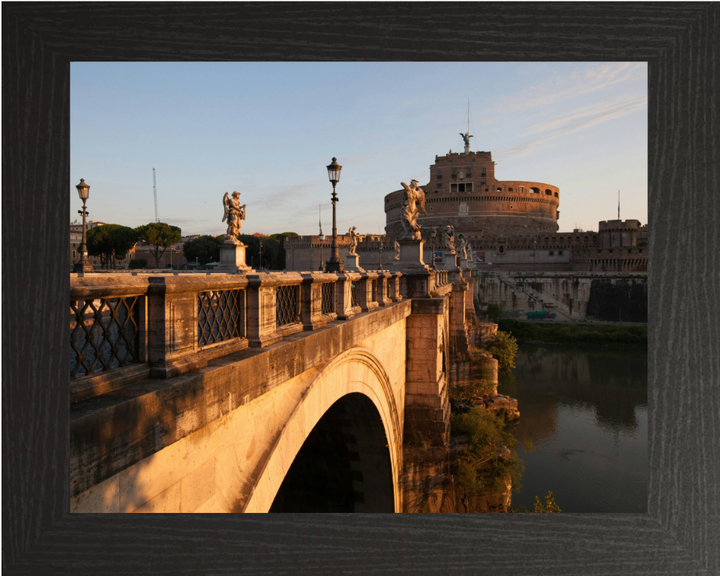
[498,319,647,347]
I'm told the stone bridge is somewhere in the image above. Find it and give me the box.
[70,267,471,513]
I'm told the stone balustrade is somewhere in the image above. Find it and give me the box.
[70,270,405,403]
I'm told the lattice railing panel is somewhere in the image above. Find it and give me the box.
[198,289,244,347]
[321,282,335,315]
[276,285,301,327]
[70,296,140,379]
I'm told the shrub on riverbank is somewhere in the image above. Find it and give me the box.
[498,319,647,347]
[452,408,524,494]
[485,331,519,371]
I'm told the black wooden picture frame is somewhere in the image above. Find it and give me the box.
[3,3,718,574]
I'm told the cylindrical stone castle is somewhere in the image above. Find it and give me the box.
[384,140,560,245]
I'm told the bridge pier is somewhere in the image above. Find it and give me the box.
[403,297,451,447]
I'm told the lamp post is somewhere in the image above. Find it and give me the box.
[319,232,325,271]
[73,178,93,274]
[325,157,344,272]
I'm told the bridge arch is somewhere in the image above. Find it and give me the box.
[241,346,403,513]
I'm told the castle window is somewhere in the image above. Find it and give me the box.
[554,192,559,197]
[499,245,504,253]
[545,189,552,195]
[437,170,442,178]
[531,187,540,194]
[508,188,513,192]
[559,250,564,255]
[481,168,486,176]
[466,169,472,177]
[452,169,457,178]
[549,251,554,256]
[437,180,442,187]
[481,178,486,184]
[520,186,524,193]
[459,171,465,179]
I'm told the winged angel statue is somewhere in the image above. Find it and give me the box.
[400,179,427,240]
[222,191,246,244]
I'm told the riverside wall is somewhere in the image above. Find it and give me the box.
[473,271,648,323]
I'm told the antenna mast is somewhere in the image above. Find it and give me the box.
[152,168,159,222]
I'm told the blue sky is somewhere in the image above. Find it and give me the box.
[71,62,647,236]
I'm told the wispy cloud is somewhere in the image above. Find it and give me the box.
[489,62,645,116]
[495,95,646,159]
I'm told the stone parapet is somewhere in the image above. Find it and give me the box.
[70,270,404,400]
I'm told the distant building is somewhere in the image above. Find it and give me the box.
[284,135,646,273]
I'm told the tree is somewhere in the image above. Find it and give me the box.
[269,232,298,270]
[485,330,519,371]
[134,222,181,268]
[86,224,137,269]
[183,235,223,265]
[238,234,281,270]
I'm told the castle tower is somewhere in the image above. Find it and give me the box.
[384,134,560,245]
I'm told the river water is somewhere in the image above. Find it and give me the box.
[498,344,648,513]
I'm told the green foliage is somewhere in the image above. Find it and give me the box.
[486,303,503,323]
[452,408,525,494]
[498,319,647,347]
[86,224,137,268]
[238,234,283,270]
[183,235,223,265]
[485,330,519,371]
[269,231,298,270]
[449,355,497,404]
[509,491,562,513]
[128,258,147,269]
[134,222,182,268]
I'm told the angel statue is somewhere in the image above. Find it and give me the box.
[222,191,246,244]
[400,179,427,240]
[393,240,401,261]
[460,132,473,149]
[347,226,365,256]
[457,233,468,260]
[444,225,456,254]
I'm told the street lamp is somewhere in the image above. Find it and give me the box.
[325,157,344,272]
[73,178,94,274]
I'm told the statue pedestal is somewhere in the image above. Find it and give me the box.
[393,239,431,272]
[345,253,365,272]
[459,257,469,270]
[437,252,459,271]
[217,243,254,273]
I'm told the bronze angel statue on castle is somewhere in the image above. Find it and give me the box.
[222,191,246,244]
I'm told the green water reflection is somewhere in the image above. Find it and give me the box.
[499,344,648,513]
